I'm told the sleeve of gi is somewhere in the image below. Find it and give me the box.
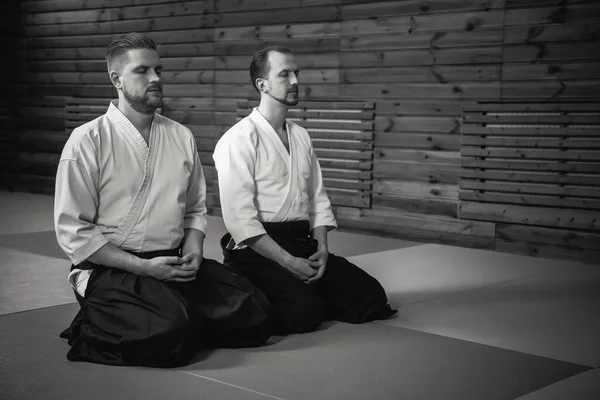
[307,145,337,231]
[54,132,109,265]
[213,124,266,245]
[183,133,208,235]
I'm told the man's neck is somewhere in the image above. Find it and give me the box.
[117,97,154,139]
[257,97,288,135]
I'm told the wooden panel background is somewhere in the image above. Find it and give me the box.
[4,0,599,264]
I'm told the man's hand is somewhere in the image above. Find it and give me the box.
[181,252,202,272]
[306,245,328,283]
[285,256,319,282]
[144,256,198,282]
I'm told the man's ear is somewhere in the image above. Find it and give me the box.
[256,78,267,93]
[109,71,122,89]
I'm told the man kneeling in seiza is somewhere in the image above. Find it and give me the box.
[54,33,272,367]
[213,46,397,335]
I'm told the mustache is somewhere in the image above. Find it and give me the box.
[288,86,298,94]
[147,84,163,92]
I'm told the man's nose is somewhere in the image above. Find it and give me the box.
[290,73,298,86]
[149,70,161,82]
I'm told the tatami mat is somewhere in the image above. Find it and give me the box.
[0,304,590,400]
[516,369,600,400]
[360,246,600,367]
[348,244,570,308]
[0,322,278,400]
[0,246,73,315]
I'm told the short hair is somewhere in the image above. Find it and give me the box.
[105,32,158,70]
[249,46,294,92]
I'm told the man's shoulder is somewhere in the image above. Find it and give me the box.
[221,116,259,144]
[66,115,107,149]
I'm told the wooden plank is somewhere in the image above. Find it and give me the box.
[340,10,505,35]
[342,65,500,83]
[214,0,341,13]
[502,81,600,99]
[336,206,495,237]
[504,62,600,81]
[460,180,600,198]
[505,0,594,7]
[461,157,600,173]
[20,131,69,153]
[342,0,505,19]
[322,168,372,180]
[376,116,460,133]
[214,38,340,55]
[215,53,339,69]
[329,190,371,208]
[19,152,60,177]
[26,1,212,25]
[461,136,600,149]
[160,111,214,125]
[460,169,600,185]
[215,5,342,27]
[496,222,600,250]
[373,179,459,200]
[324,178,371,191]
[375,149,461,165]
[458,201,600,230]
[319,159,372,170]
[163,84,213,97]
[21,0,190,13]
[372,194,458,217]
[461,147,600,161]
[341,83,500,99]
[315,149,372,160]
[18,107,64,119]
[461,125,600,137]
[504,22,600,44]
[308,129,373,141]
[216,69,339,84]
[503,43,600,63]
[463,114,600,125]
[341,29,503,51]
[238,100,374,110]
[504,3,600,26]
[375,132,461,151]
[217,83,339,99]
[496,239,600,265]
[215,22,340,41]
[459,190,600,209]
[20,117,65,131]
[22,28,213,47]
[374,162,460,183]
[340,47,502,67]
[161,98,214,111]
[289,120,373,131]
[463,102,600,113]
[378,100,474,115]
[313,139,372,151]
[25,15,213,37]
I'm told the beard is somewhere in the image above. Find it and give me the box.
[268,87,299,106]
[122,83,163,114]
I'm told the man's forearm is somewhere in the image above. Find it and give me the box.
[246,233,293,268]
[86,242,147,275]
[181,228,205,256]
[311,225,329,249]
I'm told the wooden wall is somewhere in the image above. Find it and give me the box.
[4,0,599,264]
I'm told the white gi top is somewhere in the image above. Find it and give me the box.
[213,108,337,248]
[54,100,208,295]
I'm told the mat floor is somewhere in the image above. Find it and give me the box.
[0,191,598,399]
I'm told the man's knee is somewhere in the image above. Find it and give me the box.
[278,295,324,334]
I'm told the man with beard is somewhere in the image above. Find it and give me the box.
[213,46,396,335]
[54,33,272,367]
